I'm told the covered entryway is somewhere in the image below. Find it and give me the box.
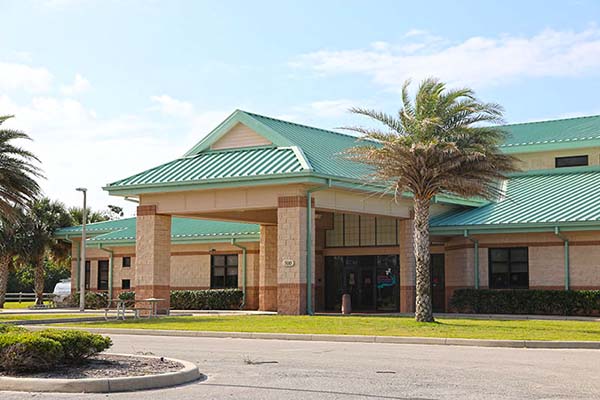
[324,255,400,312]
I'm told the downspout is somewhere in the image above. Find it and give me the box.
[231,238,247,309]
[98,244,114,300]
[463,230,480,289]
[554,227,570,290]
[306,178,332,315]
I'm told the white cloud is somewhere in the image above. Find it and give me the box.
[60,73,91,96]
[150,94,195,117]
[0,91,229,216]
[292,27,600,90]
[0,62,53,92]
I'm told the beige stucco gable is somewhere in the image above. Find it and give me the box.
[210,122,272,150]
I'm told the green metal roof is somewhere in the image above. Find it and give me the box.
[55,217,260,245]
[430,166,600,233]
[109,146,306,188]
[501,114,600,152]
[105,110,371,192]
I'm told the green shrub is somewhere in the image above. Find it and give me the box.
[0,329,112,373]
[450,289,600,316]
[64,291,109,309]
[38,330,112,363]
[0,325,26,334]
[170,289,243,310]
[118,291,135,307]
[0,332,64,373]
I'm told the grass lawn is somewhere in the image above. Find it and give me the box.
[1,301,40,309]
[0,313,101,322]
[63,315,600,341]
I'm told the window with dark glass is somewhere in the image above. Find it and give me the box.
[84,260,91,290]
[122,256,131,268]
[489,248,529,289]
[211,254,238,288]
[325,213,399,247]
[121,279,131,290]
[97,260,109,291]
[555,155,588,168]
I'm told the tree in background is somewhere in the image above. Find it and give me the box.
[0,209,25,307]
[18,198,72,305]
[0,115,43,221]
[346,78,517,322]
[69,204,124,225]
[68,206,109,225]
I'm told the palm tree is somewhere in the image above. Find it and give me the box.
[68,206,110,225]
[19,198,73,305]
[0,209,25,308]
[0,115,43,221]
[346,78,517,322]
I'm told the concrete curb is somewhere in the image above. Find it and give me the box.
[23,325,600,350]
[0,353,202,393]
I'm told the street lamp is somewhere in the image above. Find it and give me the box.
[76,187,87,312]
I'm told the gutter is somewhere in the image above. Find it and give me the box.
[554,227,570,290]
[231,238,247,309]
[306,178,332,315]
[463,230,480,289]
[97,244,114,300]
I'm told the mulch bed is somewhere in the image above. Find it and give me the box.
[0,354,184,379]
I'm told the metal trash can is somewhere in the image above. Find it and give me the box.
[341,294,352,315]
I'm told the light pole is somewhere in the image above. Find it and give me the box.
[76,187,87,312]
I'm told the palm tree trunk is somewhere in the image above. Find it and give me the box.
[0,254,11,308]
[413,196,434,322]
[34,257,45,306]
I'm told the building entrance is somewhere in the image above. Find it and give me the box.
[325,255,400,312]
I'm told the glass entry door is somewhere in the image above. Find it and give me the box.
[325,255,399,312]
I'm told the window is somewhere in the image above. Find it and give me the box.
[97,260,109,291]
[122,256,131,268]
[489,248,529,289]
[325,213,399,247]
[84,260,91,290]
[211,254,238,288]
[121,279,131,290]
[555,155,588,168]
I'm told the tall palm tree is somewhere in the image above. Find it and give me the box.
[346,78,517,322]
[0,209,25,308]
[19,198,73,305]
[0,115,43,221]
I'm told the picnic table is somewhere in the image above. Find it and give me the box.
[104,298,166,320]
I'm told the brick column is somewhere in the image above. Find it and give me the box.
[399,218,416,313]
[259,225,278,311]
[135,205,171,314]
[276,196,315,315]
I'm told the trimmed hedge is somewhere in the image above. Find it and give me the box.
[0,329,111,373]
[170,289,243,310]
[64,291,109,309]
[118,291,136,307]
[450,289,600,316]
[38,330,112,363]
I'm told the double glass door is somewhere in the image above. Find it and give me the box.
[325,255,399,312]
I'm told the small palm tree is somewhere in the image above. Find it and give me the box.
[346,78,517,322]
[19,198,73,305]
[0,115,43,221]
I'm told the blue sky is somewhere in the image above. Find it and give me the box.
[2,0,600,214]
